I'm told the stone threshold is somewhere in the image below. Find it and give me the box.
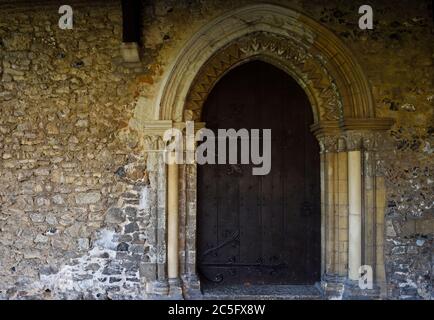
[197,284,324,300]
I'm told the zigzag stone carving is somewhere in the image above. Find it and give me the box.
[184,32,343,122]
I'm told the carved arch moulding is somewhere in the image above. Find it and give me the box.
[184,31,343,124]
[151,3,394,138]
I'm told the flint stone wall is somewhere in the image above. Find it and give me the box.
[0,0,432,299]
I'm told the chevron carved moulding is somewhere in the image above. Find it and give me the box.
[184,32,343,123]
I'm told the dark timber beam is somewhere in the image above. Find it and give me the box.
[432,0,434,27]
[121,0,142,62]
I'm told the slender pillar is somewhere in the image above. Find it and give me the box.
[348,150,362,280]
[167,154,179,280]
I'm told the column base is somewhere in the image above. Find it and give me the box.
[342,280,382,300]
[150,279,169,296]
[168,278,184,299]
[181,273,202,300]
[320,275,346,299]
[321,275,384,300]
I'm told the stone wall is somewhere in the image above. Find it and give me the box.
[0,0,154,299]
[0,0,433,299]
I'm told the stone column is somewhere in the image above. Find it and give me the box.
[365,132,390,297]
[167,158,179,279]
[143,121,179,296]
[181,122,205,299]
[167,152,181,295]
[348,150,362,280]
[316,119,394,298]
[319,135,339,277]
[336,138,349,277]
[347,133,363,281]
[317,133,348,298]
[143,134,169,296]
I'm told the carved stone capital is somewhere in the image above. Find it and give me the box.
[143,121,207,155]
[318,134,345,153]
[345,131,364,151]
[343,131,393,152]
[143,134,164,152]
[361,131,386,152]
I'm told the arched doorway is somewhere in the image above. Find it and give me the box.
[197,61,321,290]
[141,4,395,298]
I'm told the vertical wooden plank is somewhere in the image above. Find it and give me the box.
[197,61,321,286]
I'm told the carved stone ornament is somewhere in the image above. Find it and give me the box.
[318,135,346,153]
[345,131,364,151]
[143,135,164,152]
[184,32,343,123]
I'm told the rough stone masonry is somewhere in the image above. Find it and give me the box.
[0,0,433,299]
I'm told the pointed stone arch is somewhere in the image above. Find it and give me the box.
[155,4,393,132]
[184,31,342,124]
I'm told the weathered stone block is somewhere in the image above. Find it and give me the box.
[105,208,125,224]
[129,244,145,255]
[29,213,45,223]
[117,242,129,251]
[52,194,65,205]
[3,32,31,50]
[77,238,90,251]
[34,234,49,243]
[39,265,59,276]
[75,192,101,205]
[124,222,139,233]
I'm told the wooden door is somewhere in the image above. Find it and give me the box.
[197,61,320,287]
